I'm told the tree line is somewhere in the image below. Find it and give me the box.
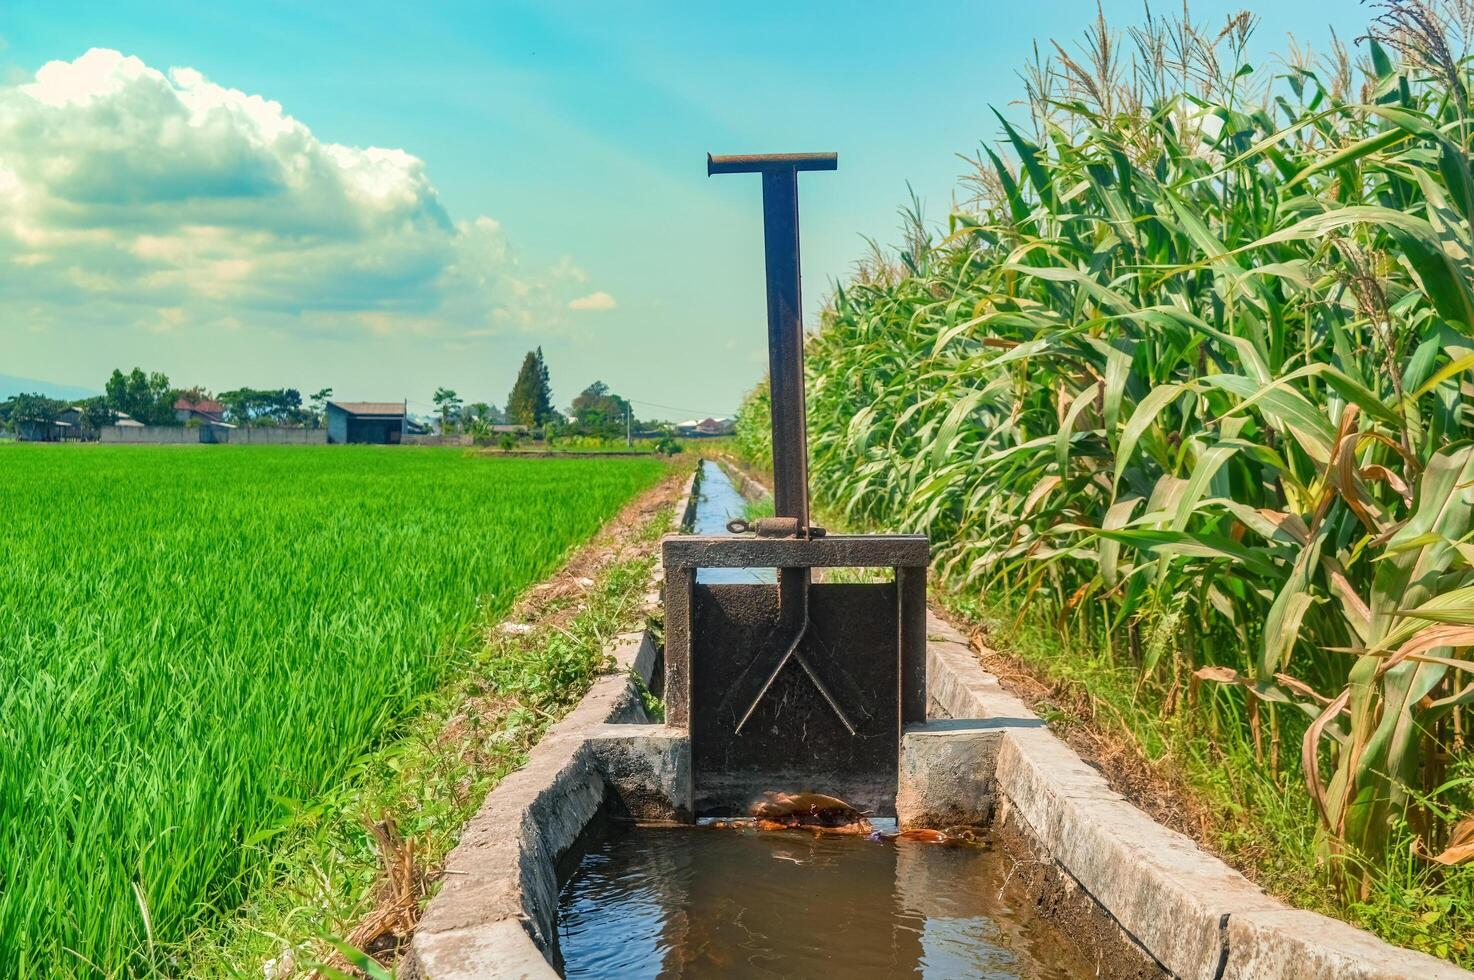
[3,348,659,442]
[0,368,335,433]
[431,347,653,442]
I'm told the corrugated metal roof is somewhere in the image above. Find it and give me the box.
[329,401,405,417]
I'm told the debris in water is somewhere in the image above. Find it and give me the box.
[703,819,746,830]
[747,792,872,835]
[896,828,948,843]
[867,825,990,846]
[941,825,990,845]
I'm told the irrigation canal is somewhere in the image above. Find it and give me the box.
[692,458,774,585]
[551,460,1087,978]
[555,823,1090,978]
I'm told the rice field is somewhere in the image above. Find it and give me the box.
[0,444,665,976]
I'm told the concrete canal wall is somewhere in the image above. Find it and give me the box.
[918,614,1468,980]
[100,426,327,445]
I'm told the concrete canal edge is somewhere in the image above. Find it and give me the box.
[403,468,694,980]
[714,453,768,501]
[921,613,1471,980]
[403,628,666,980]
[403,466,1470,980]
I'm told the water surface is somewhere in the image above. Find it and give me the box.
[557,825,1093,979]
[693,459,774,585]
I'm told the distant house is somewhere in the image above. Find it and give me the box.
[14,406,152,441]
[83,412,146,440]
[174,397,226,425]
[326,401,408,444]
[16,417,74,441]
[56,406,145,437]
[56,406,90,439]
[675,417,735,437]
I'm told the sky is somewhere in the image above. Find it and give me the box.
[0,1,1370,420]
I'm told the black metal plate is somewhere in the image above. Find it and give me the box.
[691,581,898,816]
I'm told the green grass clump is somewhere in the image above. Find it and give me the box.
[0,445,664,976]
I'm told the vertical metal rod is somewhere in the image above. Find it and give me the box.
[759,168,811,630]
[708,152,837,711]
[759,167,810,533]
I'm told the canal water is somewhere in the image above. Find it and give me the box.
[556,825,1091,978]
[555,460,1084,977]
[692,459,774,585]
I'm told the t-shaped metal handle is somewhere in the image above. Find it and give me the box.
[708,151,836,537]
[707,152,838,176]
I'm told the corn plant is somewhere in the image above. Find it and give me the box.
[740,2,1474,894]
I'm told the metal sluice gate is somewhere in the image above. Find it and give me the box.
[662,152,930,816]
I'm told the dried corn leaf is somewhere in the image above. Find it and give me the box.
[1427,817,1474,866]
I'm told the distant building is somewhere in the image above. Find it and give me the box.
[326,401,408,444]
[90,412,146,439]
[16,418,75,441]
[175,397,226,425]
[674,417,735,437]
[13,405,150,441]
[54,406,146,436]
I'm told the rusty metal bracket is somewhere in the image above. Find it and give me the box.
[722,517,825,538]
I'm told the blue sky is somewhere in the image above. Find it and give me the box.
[0,1,1369,419]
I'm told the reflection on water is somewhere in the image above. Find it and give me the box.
[557,826,1091,979]
[693,460,774,585]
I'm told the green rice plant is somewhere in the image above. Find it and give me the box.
[739,0,1474,918]
[0,445,664,976]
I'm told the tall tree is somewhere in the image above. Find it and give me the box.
[217,387,304,426]
[175,385,212,407]
[569,381,631,439]
[432,387,462,432]
[309,388,334,428]
[5,392,66,426]
[104,367,175,425]
[463,401,504,424]
[77,396,116,432]
[505,348,555,426]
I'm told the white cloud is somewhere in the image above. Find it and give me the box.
[0,48,603,343]
[568,290,617,312]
